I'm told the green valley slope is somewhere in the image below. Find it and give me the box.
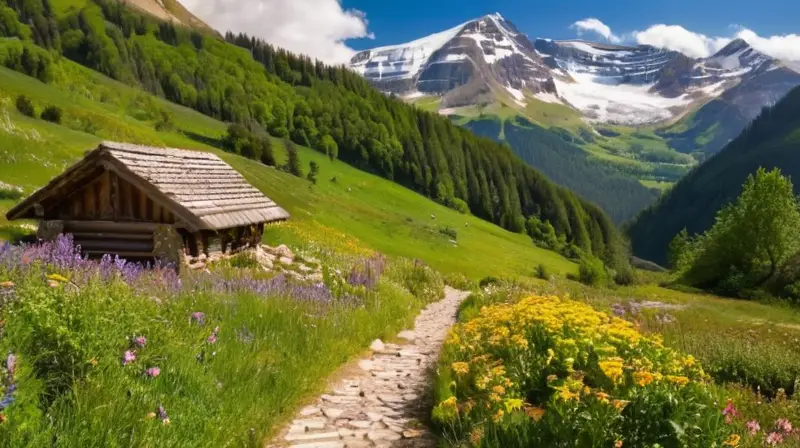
[0,62,577,279]
[628,85,800,265]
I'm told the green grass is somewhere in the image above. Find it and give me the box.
[640,179,673,191]
[0,61,577,280]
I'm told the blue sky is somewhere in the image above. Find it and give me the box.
[182,0,800,64]
[343,0,799,50]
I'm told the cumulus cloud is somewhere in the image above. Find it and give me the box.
[571,18,800,62]
[180,0,372,64]
[571,18,621,43]
[633,25,731,58]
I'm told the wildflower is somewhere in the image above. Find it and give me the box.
[0,281,13,288]
[524,406,545,422]
[612,400,630,411]
[556,387,579,402]
[145,367,161,378]
[492,385,505,395]
[776,418,793,435]
[722,434,740,447]
[469,427,484,445]
[133,336,147,348]
[746,420,761,435]
[47,280,60,288]
[451,362,469,375]
[595,392,611,404]
[440,397,457,409]
[157,405,169,424]
[191,312,205,325]
[46,274,69,283]
[666,375,690,386]
[492,409,504,422]
[766,432,784,446]
[633,371,655,387]
[90,358,98,367]
[723,400,738,423]
[0,413,5,424]
[122,350,137,366]
[6,353,16,376]
[145,412,156,420]
[599,358,624,383]
[503,398,523,412]
[614,440,623,448]
[207,326,220,344]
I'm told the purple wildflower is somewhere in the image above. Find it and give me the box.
[722,400,738,424]
[145,367,161,378]
[157,405,170,424]
[133,336,147,348]
[347,255,386,289]
[191,312,206,325]
[5,353,15,376]
[0,383,16,410]
[122,350,137,366]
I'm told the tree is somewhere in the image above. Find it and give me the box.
[15,94,35,117]
[40,105,62,124]
[307,161,319,184]
[679,168,800,292]
[284,139,302,177]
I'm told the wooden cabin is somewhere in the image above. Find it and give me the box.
[5,142,290,265]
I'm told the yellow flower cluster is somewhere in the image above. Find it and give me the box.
[434,294,708,427]
[271,220,374,257]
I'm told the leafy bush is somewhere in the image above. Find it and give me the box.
[438,226,457,241]
[223,252,260,269]
[15,95,34,117]
[535,264,550,281]
[443,272,476,291]
[578,256,608,287]
[479,276,501,288]
[391,259,444,304]
[445,197,470,214]
[0,181,23,200]
[40,105,63,124]
[613,266,636,286]
[307,161,319,185]
[433,294,732,447]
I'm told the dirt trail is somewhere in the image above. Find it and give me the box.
[268,287,470,448]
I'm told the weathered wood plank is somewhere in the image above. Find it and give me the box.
[62,220,160,234]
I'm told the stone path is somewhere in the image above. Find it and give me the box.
[268,287,470,448]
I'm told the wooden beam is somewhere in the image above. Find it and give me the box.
[111,171,119,222]
[62,220,160,234]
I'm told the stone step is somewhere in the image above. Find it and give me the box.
[285,431,341,442]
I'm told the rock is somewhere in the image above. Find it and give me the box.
[347,420,372,430]
[198,253,207,262]
[403,429,423,438]
[275,244,295,259]
[357,359,375,371]
[369,339,385,351]
[299,264,313,273]
[293,418,327,430]
[284,431,340,442]
[323,408,345,419]
[290,442,344,448]
[366,412,383,422]
[367,430,402,442]
[378,394,404,404]
[397,330,416,341]
[279,256,293,265]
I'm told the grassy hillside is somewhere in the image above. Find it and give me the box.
[0,61,577,279]
[628,85,800,265]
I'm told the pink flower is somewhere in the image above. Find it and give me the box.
[122,350,136,366]
[145,367,160,378]
[776,418,793,435]
[766,431,784,446]
[191,312,205,325]
[6,353,16,376]
[133,336,147,348]
[207,326,220,344]
[746,420,761,435]
[723,399,738,423]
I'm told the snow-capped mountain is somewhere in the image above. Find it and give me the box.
[350,15,800,129]
[350,14,557,109]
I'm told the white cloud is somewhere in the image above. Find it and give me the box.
[633,25,731,58]
[571,18,621,44]
[571,18,800,62]
[180,0,372,64]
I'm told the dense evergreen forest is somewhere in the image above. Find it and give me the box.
[0,0,629,270]
[628,85,800,265]
[465,117,661,223]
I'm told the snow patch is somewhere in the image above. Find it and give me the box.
[534,92,562,104]
[505,86,527,106]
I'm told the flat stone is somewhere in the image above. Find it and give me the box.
[378,394,404,403]
[300,406,322,417]
[402,394,419,401]
[322,408,345,419]
[293,419,327,430]
[369,339,385,351]
[357,360,376,371]
[322,395,360,404]
[403,429,423,438]
[280,256,293,265]
[366,412,383,422]
[367,430,402,442]
[289,442,344,448]
[397,330,416,341]
[336,428,354,438]
[347,420,372,429]
[285,431,341,442]
[342,440,371,448]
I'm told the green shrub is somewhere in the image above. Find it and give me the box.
[443,272,476,291]
[223,252,260,269]
[613,266,636,286]
[535,263,550,280]
[0,181,23,200]
[15,94,35,117]
[438,226,457,241]
[577,256,608,287]
[445,197,470,214]
[390,259,444,303]
[40,105,63,124]
[479,276,501,288]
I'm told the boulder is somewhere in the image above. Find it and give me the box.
[275,244,295,259]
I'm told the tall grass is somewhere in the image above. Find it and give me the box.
[0,236,444,447]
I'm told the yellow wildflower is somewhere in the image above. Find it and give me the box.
[556,386,580,402]
[633,371,655,387]
[469,428,484,445]
[451,362,469,375]
[666,375,690,386]
[613,399,630,411]
[492,409,504,422]
[595,392,611,403]
[614,440,623,448]
[599,358,625,384]
[492,385,506,395]
[723,434,740,447]
[46,274,69,283]
[489,393,502,402]
[441,396,457,409]
[524,406,546,422]
[504,398,523,412]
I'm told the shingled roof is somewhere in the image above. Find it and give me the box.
[6,142,290,231]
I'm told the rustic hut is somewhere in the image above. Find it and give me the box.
[5,142,290,265]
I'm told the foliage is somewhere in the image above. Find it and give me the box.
[672,168,800,297]
[0,235,437,446]
[153,109,174,132]
[307,160,319,184]
[39,104,61,124]
[433,293,732,447]
[577,256,608,287]
[222,123,276,167]
[14,94,34,117]
[1,0,626,271]
[0,39,54,83]
[526,215,558,250]
[283,139,302,177]
[535,263,550,281]
[630,85,800,265]
[438,226,458,241]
